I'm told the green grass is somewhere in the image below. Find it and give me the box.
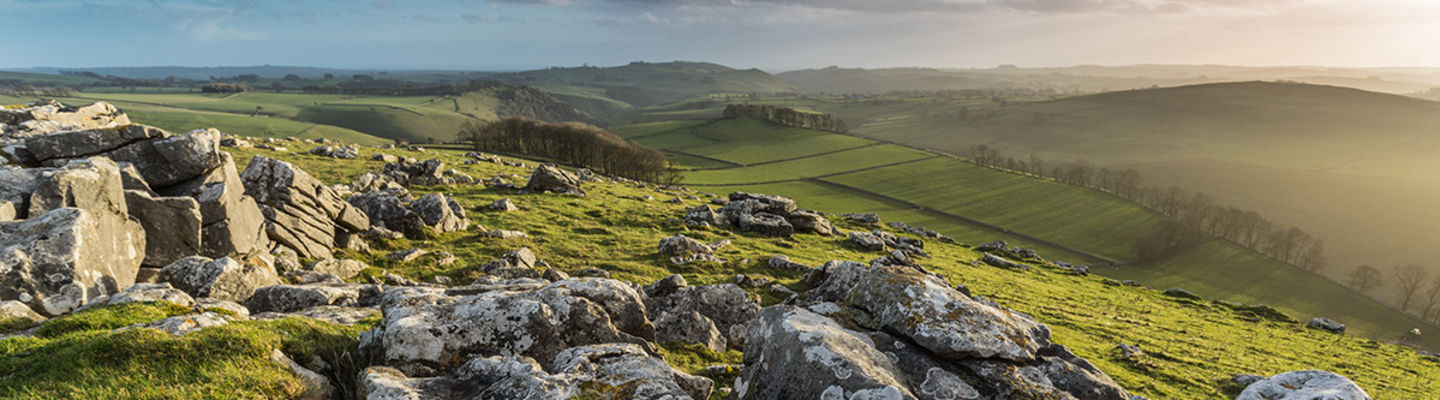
[680,144,932,184]
[0,302,374,399]
[822,157,1164,260]
[1107,240,1440,349]
[662,118,874,165]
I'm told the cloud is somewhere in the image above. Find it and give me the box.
[175,18,268,42]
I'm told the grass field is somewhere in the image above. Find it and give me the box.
[608,111,1440,351]
[14,140,1428,399]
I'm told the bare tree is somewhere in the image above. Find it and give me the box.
[1347,265,1383,294]
[1423,275,1440,322]
[1392,264,1429,312]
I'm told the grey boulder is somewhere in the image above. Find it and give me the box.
[159,256,281,303]
[1236,370,1371,400]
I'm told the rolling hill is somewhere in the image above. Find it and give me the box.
[777,65,1440,95]
[493,61,797,108]
[826,81,1440,312]
[612,115,1440,349]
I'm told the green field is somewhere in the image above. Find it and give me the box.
[608,111,1440,351]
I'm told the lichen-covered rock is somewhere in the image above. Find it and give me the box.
[735,212,793,237]
[1,204,144,315]
[846,265,1050,361]
[356,343,709,400]
[187,154,269,259]
[348,190,426,235]
[122,311,231,336]
[241,156,369,259]
[848,231,886,251]
[487,198,518,212]
[980,253,1031,270]
[306,258,369,280]
[658,234,713,256]
[367,280,655,376]
[787,209,833,236]
[101,282,196,308]
[683,205,725,227]
[24,124,168,163]
[2,101,131,139]
[269,349,337,400]
[245,284,374,314]
[409,193,468,233]
[654,310,727,353]
[1236,370,1371,400]
[159,256,280,303]
[766,255,812,272]
[646,283,759,350]
[523,164,584,196]
[736,306,921,400]
[254,305,379,325]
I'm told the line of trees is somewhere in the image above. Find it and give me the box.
[1361,264,1440,323]
[200,83,248,93]
[967,144,1325,271]
[722,104,850,133]
[458,117,675,183]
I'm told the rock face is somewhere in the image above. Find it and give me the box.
[735,262,1131,399]
[1236,370,1371,400]
[159,256,280,303]
[358,343,710,400]
[645,282,759,350]
[241,156,370,259]
[0,157,146,316]
[523,164,585,195]
[124,190,202,267]
[365,277,657,377]
[1,101,131,140]
[409,193,469,233]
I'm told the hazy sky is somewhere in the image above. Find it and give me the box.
[2,0,1438,70]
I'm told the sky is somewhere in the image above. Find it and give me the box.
[2,0,1439,70]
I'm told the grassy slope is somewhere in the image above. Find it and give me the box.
[224,144,1440,397]
[500,62,795,100]
[609,111,1440,351]
[0,71,103,85]
[822,82,1440,308]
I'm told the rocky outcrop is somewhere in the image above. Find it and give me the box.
[159,256,280,303]
[124,190,202,267]
[358,343,709,400]
[645,280,759,350]
[0,157,146,316]
[409,193,469,233]
[736,263,1131,399]
[380,158,473,187]
[365,277,658,377]
[1236,370,1370,400]
[523,164,585,196]
[241,156,370,259]
[349,190,470,236]
[722,104,849,133]
[693,192,833,239]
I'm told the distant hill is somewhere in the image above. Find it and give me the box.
[777,65,1440,95]
[843,81,1440,307]
[493,61,797,106]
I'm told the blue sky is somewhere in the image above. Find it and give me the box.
[2,0,1438,70]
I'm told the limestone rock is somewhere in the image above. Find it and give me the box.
[409,193,469,233]
[24,124,168,162]
[658,234,713,256]
[348,190,426,235]
[241,156,369,259]
[124,190,203,266]
[486,198,518,212]
[306,258,369,280]
[654,310,726,353]
[101,282,196,308]
[787,209,833,236]
[0,207,144,316]
[1236,370,1371,400]
[0,300,45,324]
[245,284,374,314]
[646,283,758,350]
[1307,317,1346,334]
[159,256,281,303]
[523,164,584,195]
[270,349,337,400]
[124,311,231,336]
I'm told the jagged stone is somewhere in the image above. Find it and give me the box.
[241,156,369,259]
[124,190,203,267]
[348,190,426,235]
[787,209,833,235]
[410,193,469,233]
[24,124,168,163]
[981,253,1031,270]
[367,279,656,376]
[245,284,376,314]
[254,305,379,325]
[269,349,337,400]
[655,310,726,353]
[1307,317,1346,334]
[0,158,145,316]
[306,258,369,280]
[387,248,429,263]
[0,300,45,325]
[485,230,528,239]
[523,164,585,195]
[159,256,280,303]
[1,101,131,138]
[766,255,812,272]
[486,198,518,212]
[646,283,758,350]
[196,298,250,318]
[658,234,713,256]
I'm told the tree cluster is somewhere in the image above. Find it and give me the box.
[722,104,849,133]
[200,83,249,93]
[967,144,1325,271]
[458,117,674,183]
[1382,264,1440,323]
